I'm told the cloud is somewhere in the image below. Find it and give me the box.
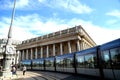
[106,19,118,25]
[0,14,70,41]
[0,25,36,41]
[38,0,93,14]
[0,0,12,9]
[66,0,93,14]
[0,0,93,14]
[16,0,29,9]
[0,14,120,45]
[79,21,120,45]
[106,10,120,18]
[0,0,37,10]
[65,18,120,44]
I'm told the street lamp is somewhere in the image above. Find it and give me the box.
[0,0,16,77]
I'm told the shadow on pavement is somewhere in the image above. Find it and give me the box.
[61,75,101,80]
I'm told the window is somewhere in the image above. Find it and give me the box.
[77,56,84,68]
[66,57,73,68]
[45,60,49,67]
[46,59,54,67]
[63,57,73,68]
[85,54,95,68]
[39,60,44,67]
[24,61,31,67]
[36,61,40,67]
[110,47,120,69]
[32,61,37,67]
[56,58,61,67]
[50,59,54,67]
[102,50,111,69]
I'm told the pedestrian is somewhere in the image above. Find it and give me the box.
[12,66,16,75]
[23,65,27,75]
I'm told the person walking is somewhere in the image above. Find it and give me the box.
[23,65,27,75]
[12,66,16,75]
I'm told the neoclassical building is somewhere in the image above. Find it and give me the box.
[17,25,96,62]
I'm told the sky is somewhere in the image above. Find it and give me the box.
[0,0,120,45]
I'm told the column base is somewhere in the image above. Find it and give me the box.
[0,71,12,77]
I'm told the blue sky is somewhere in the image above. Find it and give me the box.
[0,0,120,45]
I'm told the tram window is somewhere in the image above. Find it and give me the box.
[36,61,39,67]
[61,59,64,67]
[39,61,43,67]
[33,61,37,67]
[56,59,60,67]
[67,57,73,68]
[32,62,36,67]
[46,60,49,67]
[85,54,94,68]
[102,50,111,69]
[63,57,73,68]
[50,60,54,67]
[48,60,51,67]
[46,59,54,67]
[77,56,84,68]
[63,58,67,68]
[110,47,120,69]
[33,62,36,67]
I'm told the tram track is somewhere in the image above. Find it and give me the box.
[36,71,61,80]
[31,76,48,80]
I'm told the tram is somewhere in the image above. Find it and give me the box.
[21,38,120,80]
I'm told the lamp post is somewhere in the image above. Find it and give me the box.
[0,0,16,77]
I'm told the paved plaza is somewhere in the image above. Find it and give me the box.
[0,70,102,80]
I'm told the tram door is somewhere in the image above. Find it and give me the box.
[102,47,120,80]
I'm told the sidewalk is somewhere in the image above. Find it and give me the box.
[0,70,101,80]
[0,71,23,80]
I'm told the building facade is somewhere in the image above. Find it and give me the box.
[17,25,96,63]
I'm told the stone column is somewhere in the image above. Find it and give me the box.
[68,41,71,53]
[35,47,38,59]
[31,48,33,59]
[26,49,28,59]
[60,42,63,55]
[84,42,86,49]
[46,45,49,57]
[22,50,24,60]
[53,44,55,56]
[82,41,85,50]
[81,38,84,50]
[17,50,20,64]
[77,40,80,51]
[20,51,22,61]
[41,47,43,58]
